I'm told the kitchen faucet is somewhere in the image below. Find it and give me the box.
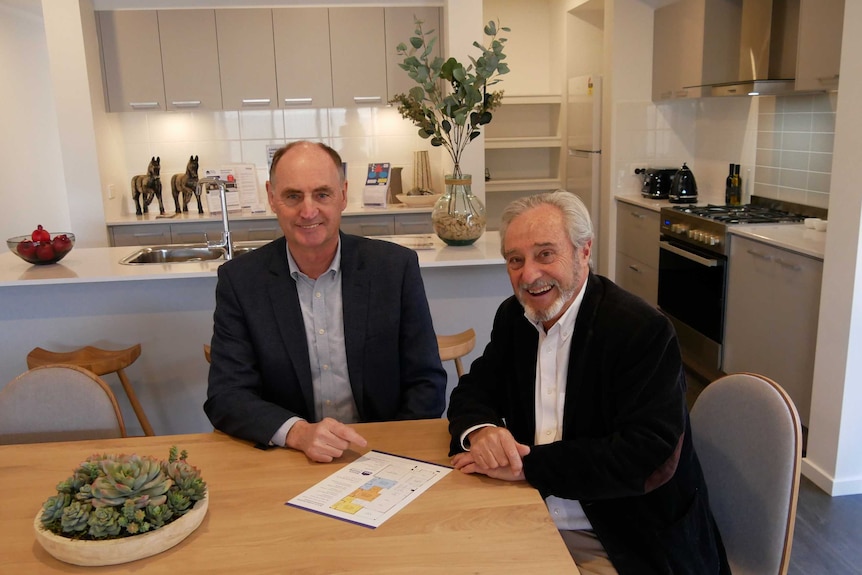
[197,177,234,260]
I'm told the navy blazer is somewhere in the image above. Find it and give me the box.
[205,233,447,446]
[447,273,729,574]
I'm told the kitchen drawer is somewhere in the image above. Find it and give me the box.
[340,215,394,236]
[394,213,433,235]
[171,222,225,244]
[229,221,283,242]
[615,252,658,307]
[616,204,660,268]
[110,224,172,246]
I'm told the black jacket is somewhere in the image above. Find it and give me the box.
[448,273,729,574]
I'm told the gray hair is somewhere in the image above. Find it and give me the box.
[499,190,594,256]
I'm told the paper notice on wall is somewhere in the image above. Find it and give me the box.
[219,164,259,208]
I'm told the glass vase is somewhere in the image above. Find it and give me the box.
[431,174,487,246]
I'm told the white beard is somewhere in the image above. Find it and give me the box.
[519,281,576,325]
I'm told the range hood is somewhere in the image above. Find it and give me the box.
[692,0,801,97]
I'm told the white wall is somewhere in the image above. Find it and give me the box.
[0,1,69,243]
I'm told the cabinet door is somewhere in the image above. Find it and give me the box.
[616,204,660,269]
[384,7,442,101]
[272,8,333,109]
[329,8,388,108]
[723,236,823,425]
[216,9,277,110]
[795,0,844,91]
[615,252,659,307]
[651,0,706,101]
[158,10,222,111]
[98,11,165,112]
[110,224,172,247]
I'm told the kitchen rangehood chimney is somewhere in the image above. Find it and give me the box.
[699,0,801,97]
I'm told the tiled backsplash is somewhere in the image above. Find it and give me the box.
[754,93,837,210]
[107,106,440,216]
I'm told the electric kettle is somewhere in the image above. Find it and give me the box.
[669,163,698,204]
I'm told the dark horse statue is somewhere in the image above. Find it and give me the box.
[171,155,202,214]
[131,156,164,215]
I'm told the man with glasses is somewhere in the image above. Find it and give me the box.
[205,141,446,460]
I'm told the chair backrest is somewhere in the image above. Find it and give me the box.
[690,372,802,575]
[436,329,476,378]
[0,365,127,445]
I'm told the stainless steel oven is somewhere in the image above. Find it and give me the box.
[658,199,813,372]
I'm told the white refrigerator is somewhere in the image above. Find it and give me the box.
[567,75,602,265]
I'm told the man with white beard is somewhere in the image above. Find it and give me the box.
[446,191,729,575]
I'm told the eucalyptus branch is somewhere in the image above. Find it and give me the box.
[389,18,510,175]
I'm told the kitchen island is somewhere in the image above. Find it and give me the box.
[0,233,508,435]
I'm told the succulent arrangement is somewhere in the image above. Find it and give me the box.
[389,17,510,178]
[38,446,207,541]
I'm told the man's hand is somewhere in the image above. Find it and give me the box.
[285,418,368,462]
[450,427,531,481]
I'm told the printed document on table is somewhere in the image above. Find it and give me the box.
[286,450,451,528]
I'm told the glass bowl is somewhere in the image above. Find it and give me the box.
[7,232,75,265]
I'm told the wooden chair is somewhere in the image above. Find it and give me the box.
[26,344,154,436]
[0,364,127,444]
[436,328,476,378]
[690,372,802,575]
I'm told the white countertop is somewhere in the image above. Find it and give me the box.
[615,193,827,260]
[106,203,433,226]
[728,225,827,260]
[0,232,504,287]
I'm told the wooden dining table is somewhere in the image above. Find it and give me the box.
[0,418,579,574]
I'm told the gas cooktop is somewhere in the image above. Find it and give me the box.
[667,204,805,224]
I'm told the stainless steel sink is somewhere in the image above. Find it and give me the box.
[120,241,265,265]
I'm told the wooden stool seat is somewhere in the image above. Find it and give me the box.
[26,344,154,436]
[436,329,476,378]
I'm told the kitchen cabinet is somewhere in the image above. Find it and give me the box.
[385,7,443,102]
[329,8,388,108]
[651,0,740,101]
[614,201,659,306]
[273,8,333,109]
[215,9,278,111]
[97,11,165,112]
[722,235,822,426]
[795,0,844,92]
[158,10,222,111]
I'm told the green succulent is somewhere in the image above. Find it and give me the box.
[90,454,172,508]
[38,446,206,541]
[60,501,92,533]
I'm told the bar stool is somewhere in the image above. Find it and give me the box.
[436,328,476,378]
[26,344,155,436]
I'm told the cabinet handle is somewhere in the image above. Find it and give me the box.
[746,248,773,262]
[816,74,840,83]
[630,211,645,219]
[775,258,802,271]
[242,99,272,106]
[171,100,201,108]
[129,102,160,110]
[353,96,382,104]
[283,98,313,106]
[628,264,642,273]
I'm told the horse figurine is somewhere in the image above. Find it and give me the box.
[131,156,165,215]
[171,155,202,214]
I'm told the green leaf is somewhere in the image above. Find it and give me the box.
[442,119,451,133]
[410,36,424,49]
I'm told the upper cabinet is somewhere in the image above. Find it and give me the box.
[384,7,443,102]
[329,8,388,108]
[215,9,278,111]
[158,10,222,111]
[795,0,844,91]
[96,7,442,112]
[98,11,165,112]
[273,8,333,109]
